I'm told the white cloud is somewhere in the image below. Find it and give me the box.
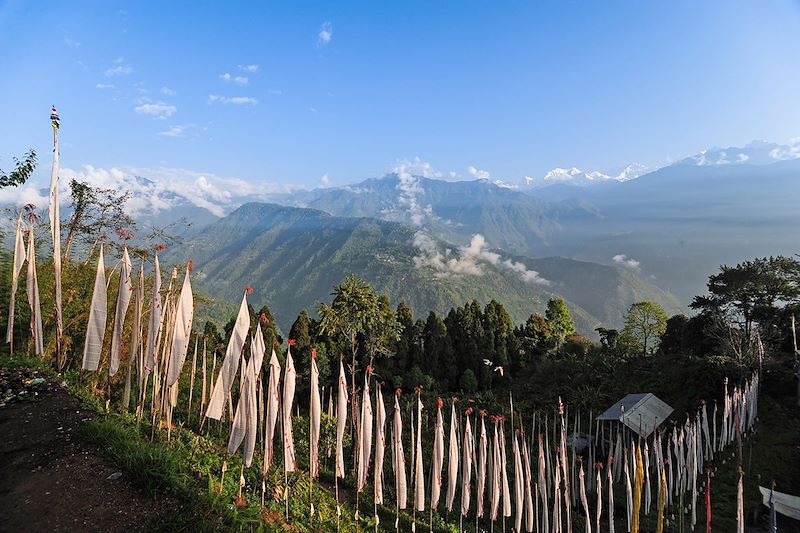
[158,124,193,137]
[394,160,430,226]
[238,64,259,73]
[613,254,641,270]
[493,179,519,189]
[320,174,331,187]
[161,86,176,96]
[318,22,333,45]
[104,57,132,77]
[96,83,114,89]
[220,73,248,86]
[208,94,257,105]
[64,38,80,48]
[54,164,299,218]
[134,101,176,119]
[467,165,491,180]
[0,183,49,209]
[413,232,550,285]
[769,137,800,160]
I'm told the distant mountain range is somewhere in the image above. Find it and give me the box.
[522,163,652,189]
[166,202,680,335]
[6,139,798,323]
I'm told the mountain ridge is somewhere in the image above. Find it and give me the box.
[169,202,680,335]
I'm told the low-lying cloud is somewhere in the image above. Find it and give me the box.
[413,232,550,285]
[613,254,641,270]
[394,159,438,226]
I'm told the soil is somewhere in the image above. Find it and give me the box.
[0,368,177,532]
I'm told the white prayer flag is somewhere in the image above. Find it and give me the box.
[82,245,107,370]
[206,292,249,420]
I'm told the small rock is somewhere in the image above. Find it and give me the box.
[107,471,123,480]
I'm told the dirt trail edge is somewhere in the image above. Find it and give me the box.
[0,368,176,533]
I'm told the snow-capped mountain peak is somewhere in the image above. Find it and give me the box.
[678,139,800,167]
[528,163,651,189]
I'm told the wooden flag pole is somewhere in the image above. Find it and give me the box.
[281,403,289,521]
[220,459,228,494]
[238,463,244,501]
[336,473,341,533]
[309,412,314,531]
[188,336,198,423]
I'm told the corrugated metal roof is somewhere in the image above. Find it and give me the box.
[597,393,673,436]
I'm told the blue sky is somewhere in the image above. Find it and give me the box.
[2,0,800,191]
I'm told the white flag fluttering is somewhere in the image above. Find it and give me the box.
[431,399,445,510]
[131,262,145,388]
[82,245,107,370]
[282,346,297,472]
[309,352,321,478]
[227,357,249,456]
[461,413,474,517]
[109,247,133,377]
[251,323,266,377]
[500,419,512,519]
[414,393,425,512]
[491,419,501,521]
[392,392,407,510]
[48,111,62,346]
[477,413,488,518]
[335,360,348,479]
[513,430,524,533]
[357,372,373,493]
[446,402,459,513]
[596,467,603,533]
[206,291,249,420]
[579,462,591,533]
[522,435,534,532]
[374,384,386,505]
[25,225,44,356]
[607,458,615,533]
[144,254,163,372]
[6,215,26,349]
[165,265,193,387]
[538,435,550,533]
[624,447,633,533]
[263,349,281,473]
[227,356,257,466]
[736,468,744,533]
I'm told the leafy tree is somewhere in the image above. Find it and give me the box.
[562,332,592,359]
[202,320,224,353]
[659,313,720,358]
[392,301,415,372]
[290,310,312,400]
[691,256,800,338]
[459,369,478,393]
[423,311,454,388]
[595,327,620,350]
[289,310,312,349]
[317,274,401,447]
[0,150,36,188]
[445,302,484,387]
[64,179,136,259]
[255,304,282,353]
[545,298,575,348]
[621,301,669,357]
[482,300,515,369]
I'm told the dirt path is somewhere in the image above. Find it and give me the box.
[0,368,176,533]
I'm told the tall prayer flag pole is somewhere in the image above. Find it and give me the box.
[49,106,63,366]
